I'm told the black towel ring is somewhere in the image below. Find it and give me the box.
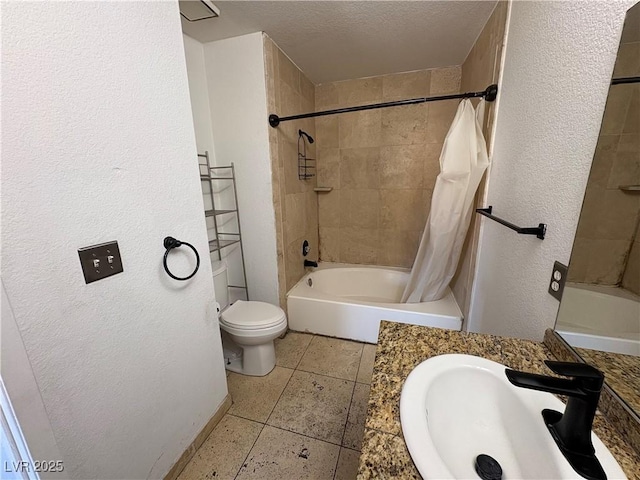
[163,236,200,281]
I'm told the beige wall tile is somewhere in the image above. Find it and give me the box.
[601,86,633,135]
[381,104,427,145]
[430,66,462,95]
[585,239,630,285]
[319,191,341,228]
[587,134,618,189]
[339,110,382,149]
[596,189,639,240]
[316,148,340,187]
[340,227,380,264]
[340,147,380,189]
[622,238,640,294]
[382,70,430,101]
[277,48,300,93]
[316,116,339,149]
[618,132,640,154]
[278,80,302,117]
[623,85,640,134]
[607,151,640,188]
[335,77,383,106]
[425,102,459,144]
[380,189,428,231]
[305,189,319,234]
[567,237,591,283]
[299,74,315,104]
[380,145,426,189]
[341,189,380,229]
[613,42,640,78]
[423,146,442,190]
[285,192,307,244]
[621,4,640,43]
[281,140,304,195]
[378,229,420,268]
[574,184,605,240]
[319,226,340,262]
[285,236,306,290]
[315,83,339,110]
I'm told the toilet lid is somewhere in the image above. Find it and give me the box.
[220,300,286,330]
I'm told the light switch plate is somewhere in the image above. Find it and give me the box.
[548,261,568,301]
[78,241,123,284]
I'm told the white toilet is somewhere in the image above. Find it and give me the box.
[212,261,287,376]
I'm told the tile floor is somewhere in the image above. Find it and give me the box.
[177,332,377,480]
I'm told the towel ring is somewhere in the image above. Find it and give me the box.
[163,236,200,281]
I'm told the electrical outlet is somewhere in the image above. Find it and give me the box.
[548,261,568,301]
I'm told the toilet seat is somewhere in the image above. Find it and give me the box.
[220,300,286,330]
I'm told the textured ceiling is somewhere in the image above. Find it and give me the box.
[181,1,498,84]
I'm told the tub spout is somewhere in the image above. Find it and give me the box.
[304,259,318,268]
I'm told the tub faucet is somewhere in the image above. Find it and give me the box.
[505,360,605,480]
[304,259,318,268]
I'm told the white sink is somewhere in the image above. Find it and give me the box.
[400,354,627,479]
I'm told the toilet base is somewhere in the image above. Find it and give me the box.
[221,333,278,377]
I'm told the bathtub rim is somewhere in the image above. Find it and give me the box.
[288,262,463,318]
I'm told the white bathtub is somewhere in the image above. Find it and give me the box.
[286,263,463,343]
[556,284,640,356]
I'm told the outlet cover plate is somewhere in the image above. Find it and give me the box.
[548,261,568,301]
[78,241,123,284]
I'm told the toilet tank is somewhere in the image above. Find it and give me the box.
[212,260,229,311]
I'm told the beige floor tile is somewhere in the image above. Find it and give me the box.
[334,448,361,480]
[343,383,370,450]
[267,370,354,444]
[236,425,339,479]
[275,331,313,368]
[356,344,377,384]
[297,336,364,380]
[227,366,293,422]
[177,414,262,480]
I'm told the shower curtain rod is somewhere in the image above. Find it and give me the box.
[611,76,640,85]
[268,83,498,128]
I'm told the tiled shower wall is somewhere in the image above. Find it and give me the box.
[451,1,508,319]
[314,68,461,267]
[568,5,640,294]
[264,35,318,307]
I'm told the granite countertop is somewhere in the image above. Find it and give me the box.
[357,321,640,479]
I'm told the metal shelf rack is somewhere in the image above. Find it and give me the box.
[199,151,249,298]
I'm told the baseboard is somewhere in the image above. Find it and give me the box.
[164,393,232,480]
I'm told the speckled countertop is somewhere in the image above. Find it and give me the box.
[357,321,640,479]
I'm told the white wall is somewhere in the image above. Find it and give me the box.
[183,34,216,157]
[1,2,227,478]
[203,33,280,305]
[1,282,64,479]
[468,1,635,340]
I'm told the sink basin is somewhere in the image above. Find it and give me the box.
[400,354,627,479]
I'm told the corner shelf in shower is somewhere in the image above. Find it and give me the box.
[198,152,249,298]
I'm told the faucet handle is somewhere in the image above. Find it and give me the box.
[544,361,604,391]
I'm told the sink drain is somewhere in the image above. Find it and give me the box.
[475,454,502,480]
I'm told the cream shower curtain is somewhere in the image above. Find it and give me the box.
[401,99,489,303]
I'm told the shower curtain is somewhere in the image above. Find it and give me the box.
[401,99,489,303]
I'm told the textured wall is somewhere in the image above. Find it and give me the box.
[315,67,461,268]
[568,4,640,291]
[203,33,280,305]
[264,35,319,307]
[452,1,509,321]
[468,1,636,340]
[2,2,227,478]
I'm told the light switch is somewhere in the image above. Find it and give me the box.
[78,241,123,284]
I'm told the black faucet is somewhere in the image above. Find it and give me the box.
[506,361,606,480]
[304,259,318,268]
